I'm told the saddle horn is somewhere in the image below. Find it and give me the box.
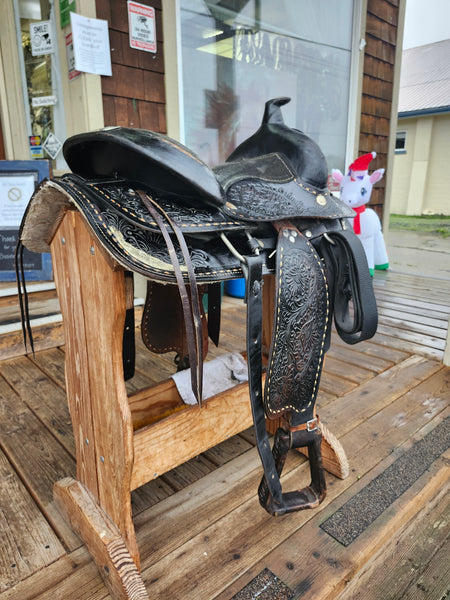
[227,97,328,190]
[262,97,291,124]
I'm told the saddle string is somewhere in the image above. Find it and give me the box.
[14,185,39,359]
[15,239,35,355]
[136,190,204,404]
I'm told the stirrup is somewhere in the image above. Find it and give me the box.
[258,425,327,517]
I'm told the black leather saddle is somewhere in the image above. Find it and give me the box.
[17,97,378,516]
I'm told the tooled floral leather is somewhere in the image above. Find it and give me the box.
[223,178,353,222]
[85,179,243,233]
[264,228,329,418]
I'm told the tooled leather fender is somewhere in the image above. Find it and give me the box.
[264,225,329,421]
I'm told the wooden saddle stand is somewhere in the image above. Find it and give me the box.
[16,98,378,599]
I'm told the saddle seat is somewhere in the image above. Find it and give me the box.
[22,99,354,284]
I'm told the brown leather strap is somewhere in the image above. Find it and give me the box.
[289,416,320,433]
[137,190,203,404]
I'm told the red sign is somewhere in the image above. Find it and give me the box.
[65,32,81,81]
[128,2,156,53]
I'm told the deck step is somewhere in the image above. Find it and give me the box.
[334,483,450,600]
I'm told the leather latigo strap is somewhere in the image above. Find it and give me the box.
[320,228,378,344]
[206,282,222,347]
[122,271,136,381]
[245,254,283,505]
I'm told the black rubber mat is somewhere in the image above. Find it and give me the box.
[320,415,450,546]
[231,568,293,599]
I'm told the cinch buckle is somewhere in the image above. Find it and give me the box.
[307,418,319,432]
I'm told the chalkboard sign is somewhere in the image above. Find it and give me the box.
[0,160,52,281]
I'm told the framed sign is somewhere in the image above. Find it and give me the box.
[0,160,52,281]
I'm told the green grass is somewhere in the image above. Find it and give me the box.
[389,214,450,238]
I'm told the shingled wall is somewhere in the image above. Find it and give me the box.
[96,0,166,134]
[359,0,402,220]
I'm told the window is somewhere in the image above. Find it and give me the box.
[395,131,406,153]
[14,0,67,169]
[178,0,355,171]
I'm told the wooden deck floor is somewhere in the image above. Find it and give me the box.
[0,270,449,599]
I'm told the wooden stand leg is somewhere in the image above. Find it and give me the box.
[262,275,349,479]
[54,478,148,600]
[51,213,141,599]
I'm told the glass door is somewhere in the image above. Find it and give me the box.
[14,0,66,169]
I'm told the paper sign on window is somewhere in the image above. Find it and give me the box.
[30,21,54,56]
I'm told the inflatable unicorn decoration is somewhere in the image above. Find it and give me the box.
[332,152,389,275]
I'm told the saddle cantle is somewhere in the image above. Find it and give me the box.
[16,97,378,517]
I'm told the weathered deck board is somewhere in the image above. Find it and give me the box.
[403,536,450,600]
[30,347,66,388]
[331,335,410,362]
[0,286,59,325]
[0,375,80,552]
[375,324,445,351]
[138,387,449,600]
[0,320,64,362]
[323,355,377,384]
[218,429,449,600]
[373,271,450,299]
[326,344,394,373]
[374,287,450,312]
[0,356,75,456]
[202,435,254,467]
[377,305,449,330]
[371,331,445,361]
[215,406,450,600]
[378,315,447,341]
[0,447,65,593]
[319,370,359,397]
[322,356,443,436]
[0,548,92,600]
[376,297,450,320]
